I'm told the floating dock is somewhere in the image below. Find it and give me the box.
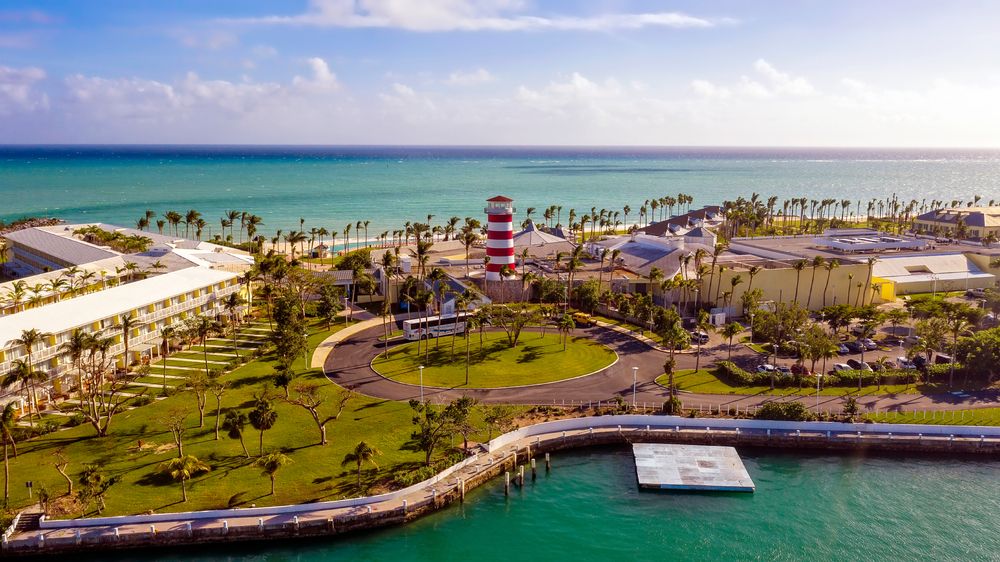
[632,443,755,492]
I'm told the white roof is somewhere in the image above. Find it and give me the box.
[0,267,236,349]
[872,253,981,278]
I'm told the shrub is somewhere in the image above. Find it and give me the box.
[130,395,154,407]
[715,361,756,386]
[830,369,918,387]
[754,401,813,421]
[65,413,85,427]
[393,465,438,487]
[662,397,682,415]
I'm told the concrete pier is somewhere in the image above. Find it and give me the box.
[632,443,755,492]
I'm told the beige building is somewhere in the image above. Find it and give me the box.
[914,207,1000,240]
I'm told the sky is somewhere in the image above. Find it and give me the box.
[2,0,1000,146]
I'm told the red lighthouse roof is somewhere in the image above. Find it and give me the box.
[486,195,514,202]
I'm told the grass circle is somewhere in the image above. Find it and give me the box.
[372,331,617,388]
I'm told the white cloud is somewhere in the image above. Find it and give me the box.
[446,68,495,85]
[5,59,1000,146]
[173,29,239,50]
[690,79,730,99]
[752,59,814,96]
[292,57,341,91]
[227,0,726,32]
[0,65,48,114]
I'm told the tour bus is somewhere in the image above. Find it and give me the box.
[402,312,472,340]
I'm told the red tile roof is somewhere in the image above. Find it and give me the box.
[486,195,514,202]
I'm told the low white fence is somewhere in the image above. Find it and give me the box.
[39,415,1000,530]
[484,414,1000,452]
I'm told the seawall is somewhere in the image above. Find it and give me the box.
[4,415,999,557]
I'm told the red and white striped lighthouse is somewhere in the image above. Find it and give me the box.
[484,195,515,281]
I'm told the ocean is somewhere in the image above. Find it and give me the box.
[82,447,1000,561]
[2,146,998,238]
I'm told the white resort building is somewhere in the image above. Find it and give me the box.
[0,224,254,409]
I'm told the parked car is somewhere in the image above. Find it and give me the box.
[832,363,852,373]
[836,343,850,355]
[791,363,810,375]
[904,335,924,345]
[858,338,879,351]
[844,340,864,353]
[966,287,987,298]
[690,331,710,344]
[846,359,873,371]
[756,364,776,373]
[897,356,916,369]
[870,360,894,371]
[776,365,792,375]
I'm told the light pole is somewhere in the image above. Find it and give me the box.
[419,365,425,403]
[815,373,823,414]
[631,366,638,408]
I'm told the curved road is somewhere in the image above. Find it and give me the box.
[325,324,1000,414]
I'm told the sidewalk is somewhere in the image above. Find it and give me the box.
[309,308,417,370]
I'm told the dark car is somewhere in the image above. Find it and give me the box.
[846,359,872,371]
[843,340,864,353]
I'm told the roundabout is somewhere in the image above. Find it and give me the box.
[371,331,618,389]
[323,318,1000,414]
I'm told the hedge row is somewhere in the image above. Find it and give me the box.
[715,361,921,388]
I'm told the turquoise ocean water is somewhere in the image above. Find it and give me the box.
[84,447,1000,562]
[2,146,999,236]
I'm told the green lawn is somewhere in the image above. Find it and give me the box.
[866,408,1000,426]
[372,331,617,388]
[656,368,936,397]
[2,320,448,518]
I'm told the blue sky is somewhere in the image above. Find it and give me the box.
[2,1,1000,145]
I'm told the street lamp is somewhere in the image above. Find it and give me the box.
[631,366,638,409]
[419,365,425,403]
[815,373,823,414]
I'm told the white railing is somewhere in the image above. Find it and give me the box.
[37,414,1000,530]
[484,414,1000,452]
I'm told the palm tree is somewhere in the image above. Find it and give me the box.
[822,259,840,307]
[191,315,215,376]
[254,452,292,495]
[222,410,250,458]
[721,322,742,361]
[248,395,278,455]
[863,256,878,306]
[159,326,176,394]
[694,309,713,372]
[11,329,50,421]
[223,293,246,358]
[341,441,381,491]
[806,256,825,310]
[117,314,142,373]
[558,314,576,351]
[427,267,448,346]
[1,403,17,503]
[159,455,210,502]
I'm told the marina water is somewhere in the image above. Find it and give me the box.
[2,146,999,235]
[86,448,1000,561]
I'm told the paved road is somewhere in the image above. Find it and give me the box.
[324,323,1000,414]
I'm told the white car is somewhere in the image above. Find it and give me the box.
[756,364,776,373]
[897,357,916,369]
[832,363,852,372]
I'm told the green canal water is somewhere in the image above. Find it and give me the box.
[92,447,999,561]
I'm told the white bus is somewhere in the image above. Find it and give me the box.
[403,313,472,340]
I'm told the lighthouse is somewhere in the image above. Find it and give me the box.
[484,195,515,281]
